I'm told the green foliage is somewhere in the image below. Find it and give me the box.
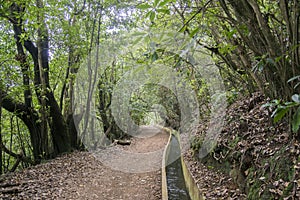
[252,55,276,73]
[136,0,173,22]
[263,94,300,133]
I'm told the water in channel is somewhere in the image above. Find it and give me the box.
[166,135,191,200]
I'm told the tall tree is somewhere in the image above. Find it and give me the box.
[0,0,73,162]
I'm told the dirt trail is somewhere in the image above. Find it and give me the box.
[0,126,169,200]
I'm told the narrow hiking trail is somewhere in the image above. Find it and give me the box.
[0,126,169,200]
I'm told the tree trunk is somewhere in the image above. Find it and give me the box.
[0,90,43,163]
[6,1,72,158]
[36,0,71,155]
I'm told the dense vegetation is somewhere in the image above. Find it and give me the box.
[0,0,299,197]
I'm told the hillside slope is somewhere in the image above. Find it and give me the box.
[186,93,300,199]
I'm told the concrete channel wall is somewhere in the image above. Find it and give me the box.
[161,130,171,200]
[161,128,203,200]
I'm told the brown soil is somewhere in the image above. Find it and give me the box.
[0,126,169,200]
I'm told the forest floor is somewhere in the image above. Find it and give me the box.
[0,126,169,200]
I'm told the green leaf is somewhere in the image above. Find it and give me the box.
[292,106,300,132]
[261,102,275,108]
[275,56,283,63]
[262,99,281,108]
[273,107,289,123]
[258,62,264,72]
[252,61,262,73]
[137,3,152,9]
[273,99,281,105]
[226,28,238,38]
[189,27,200,38]
[149,11,156,21]
[156,9,170,14]
[292,94,300,103]
[151,52,159,62]
[158,0,170,7]
[145,11,152,18]
[284,101,298,107]
[266,58,275,65]
[154,0,161,7]
[132,36,144,46]
[179,25,187,33]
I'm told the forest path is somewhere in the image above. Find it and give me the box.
[0,126,169,200]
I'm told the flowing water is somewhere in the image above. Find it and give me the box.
[166,135,191,200]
